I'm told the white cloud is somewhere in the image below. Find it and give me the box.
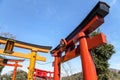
[110,0,117,6]
[110,63,120,70]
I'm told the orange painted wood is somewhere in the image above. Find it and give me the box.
[79,32,97,80]
[60,33,106,63]
[87,33,107,49]
[54,53,61,80]
[60,46,79,63]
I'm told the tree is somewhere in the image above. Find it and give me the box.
[0,69,27,80]
[13,69,27,80]
[118,71,120,74]
[91,30,115,80]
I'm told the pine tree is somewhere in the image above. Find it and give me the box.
[91,30,115,80]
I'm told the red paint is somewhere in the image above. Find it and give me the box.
[31,68,53,80]
[79,32,97,80]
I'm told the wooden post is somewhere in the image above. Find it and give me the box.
[79,32,97,80]
[54,53,61,80]
[28,50,37,80]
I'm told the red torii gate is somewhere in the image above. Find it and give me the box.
[51,1,110,80]
[0,58,24,80]
[33,68,53,80]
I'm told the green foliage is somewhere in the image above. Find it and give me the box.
[0,69,27,80]
[14,69,27,80]
[118,71,120,74]
[91,30,115,80]
[109,69,120,80]
[0,73,12,80]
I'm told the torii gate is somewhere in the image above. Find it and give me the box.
[51,1,110,80]
[0,37,52,80]
[0,58,24,80]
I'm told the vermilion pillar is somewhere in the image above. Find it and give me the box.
[79,32,97,80]
[54,53,61,80]
[12,62,18,80]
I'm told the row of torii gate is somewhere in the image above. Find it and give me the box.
[0,1,110,80]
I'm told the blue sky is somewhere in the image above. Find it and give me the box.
[0,0,119,76]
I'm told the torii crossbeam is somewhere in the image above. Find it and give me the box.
[51,1,110,80]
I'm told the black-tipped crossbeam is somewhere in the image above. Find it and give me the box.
[0,36,52,53]
[51,1,110,53]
